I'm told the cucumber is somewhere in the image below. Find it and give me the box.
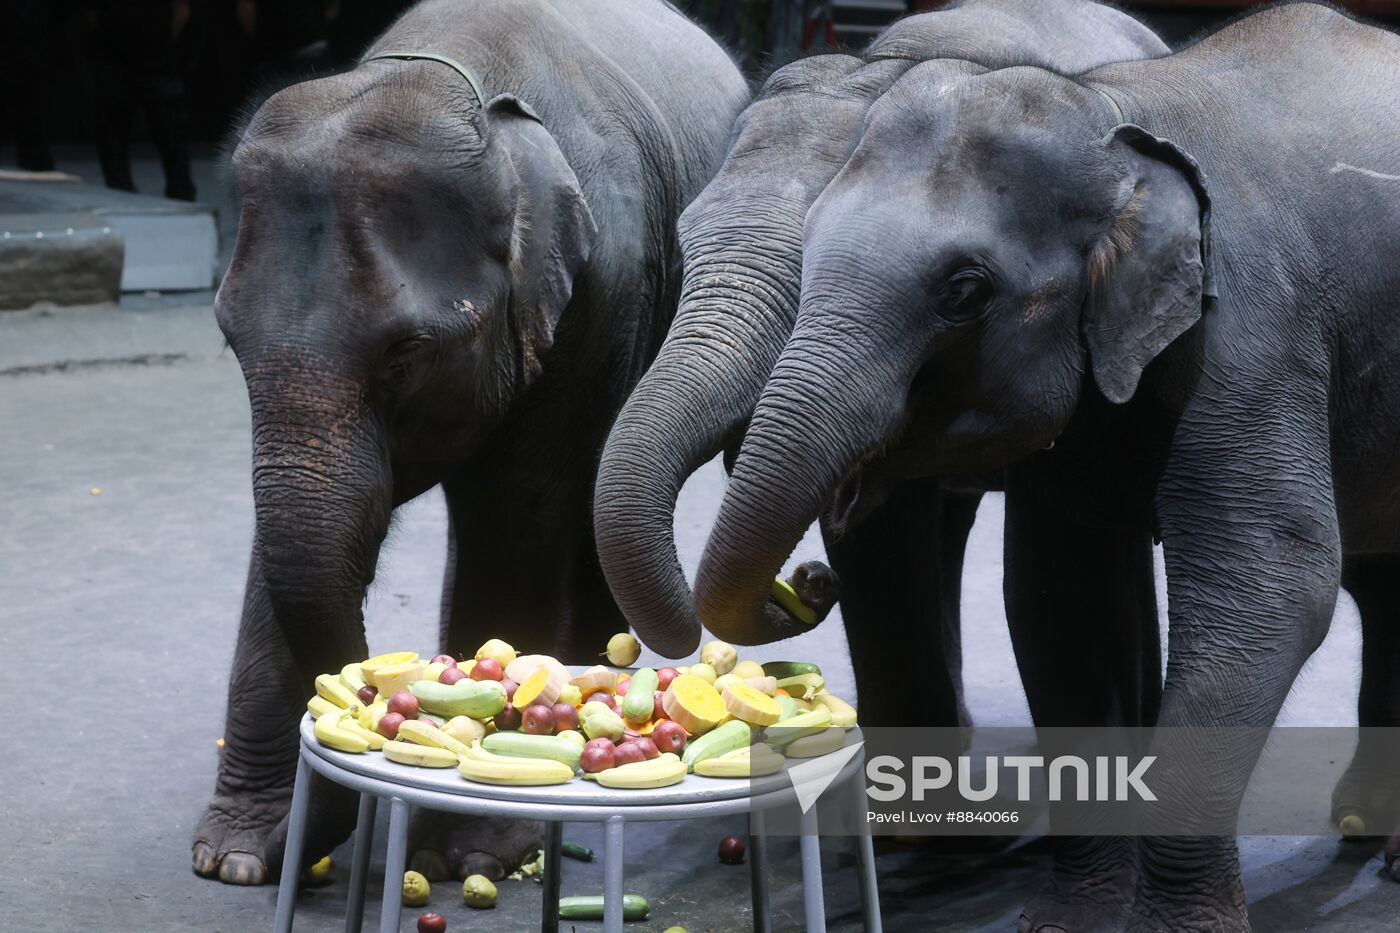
[680,719,751,770]
[558,894,649,921]
[561,841,594,862]
[622,667,658,721]
[761,661,822,679]
[410,679,507,719]
[480,732,582,769]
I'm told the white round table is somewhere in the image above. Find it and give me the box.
[273,715,880,933]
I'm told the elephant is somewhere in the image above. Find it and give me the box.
[594,0,1166,733]
[692,3,1400,930]
[194,0,748,886]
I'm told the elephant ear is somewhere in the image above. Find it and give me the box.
[1084,124,1214,404]
[488,94,597,383]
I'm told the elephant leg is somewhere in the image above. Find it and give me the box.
[1003,461,1161,933]
[193,552,362,885]
[1334,555,1400,869]
[821,478,977,730]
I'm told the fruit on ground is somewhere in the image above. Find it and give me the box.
[558,895,649,921]
[462,873,498,908]
[551,703,579,731]
[605,632,640,667]
[355,685,378,706]
[417,912,447,933]
[402,870,431,906]
[718,835,746,864]
[475,638,517,667]
[700,639,738,675]
[522,704,556,735]
[655,667,680,691]
[493,705,522,731]
[580,744,615,773]
[471,657,504,682]
[387,690,420,719]
[651,720,686,755]
[306,855,332,884]
[662,674,727,734]
[439,667,466,685]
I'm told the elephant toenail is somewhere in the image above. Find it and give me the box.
[218,851,268,886]
[410,850,449,882]
[191,842,218,877]
[1017,916,1033,933]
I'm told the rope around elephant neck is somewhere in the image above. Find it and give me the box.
[365,50,486,108]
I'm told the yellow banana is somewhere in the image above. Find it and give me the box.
[307,695,339,718]
[357,700,388,731]
[316,673,362,710]
[383,740,459,768]
[813,692,857,728]
[398,719,473,756]
[783,726,847,759]
[457,745,574,785]
[336,715,386,750]
[595,752,687,789]
[339,662,367,693]
[314,711,370,754]
[694,744,785,778]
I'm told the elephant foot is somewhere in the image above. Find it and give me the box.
[1018,836,1136,933]
[192,773,357,885]
[1330,759,1399,841]
[1387,832,1400,882]
[1127,836,1249,933]
[409,811,541,882]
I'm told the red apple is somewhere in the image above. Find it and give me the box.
[580,744,615,773]
[387,690,419,719]
[431,654,457,668]
[652,692,667,722]
[584,737,615,753]
[551,703,579,732]
[651,720,686,755]
[655,667,680,691]
[718,835,746,864]
[522,704,555,735]
[632,736,659,760]
[501,678,519,700]
[417,912,447,933]
[377,712,405,740]
[613,742,646,767]
[355,685,378,706]
[585,691,613,706]
[471,657,503,681]
[439,667,467,685]
[493,705,521,731]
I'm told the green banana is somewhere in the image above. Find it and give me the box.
[410,679,507,719]
[680,719,751,770]
[765,707,833,749]
[775,673,825,699]
[481,732,582,770]
[694,744,785,778]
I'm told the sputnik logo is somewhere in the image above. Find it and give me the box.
[786,740,865,813]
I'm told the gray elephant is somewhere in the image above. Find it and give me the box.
[693,3,1400,930]
[595,0,1165,734]
[194,0,747,886]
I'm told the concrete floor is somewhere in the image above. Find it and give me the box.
[1,151,1398,931]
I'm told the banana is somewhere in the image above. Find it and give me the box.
[681,720,752,771]
[307,695,339,718]
[774,673,825,700]
[595,752,687,789]
[765,707,833,749]
[316,673,362,710]
[314,711,370,754]
[339,662,367,693]
[336,715,387,750]
[457,745,574,785]
[383,739,459,768]
[694,744,785,778]
[398,719,473,756]
[357,700,388,731]
[813,692,857,728]
[784,726,847,759]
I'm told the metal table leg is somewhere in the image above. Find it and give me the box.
[541,821,562,932]
[345,793,378,933]
[274,753,312,933]
[749,808,772,933]
[850,776,881,932]
[799,805,826,933]
[378,798,411,933]
[603,815,625,933]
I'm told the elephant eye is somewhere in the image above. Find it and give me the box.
[382,335,431,390]
[938,267,994,323]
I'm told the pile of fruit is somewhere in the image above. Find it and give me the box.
[306,634,857,789]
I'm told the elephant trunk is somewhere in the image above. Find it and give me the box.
[594,206,807,658]
[695,296,917,644]
[247,366,391,672]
